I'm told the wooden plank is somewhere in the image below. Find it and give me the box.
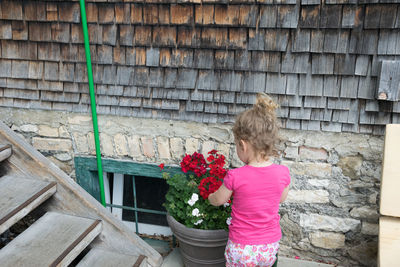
[103,172,112,212]
[292,29,311,52]
[0,175,56,235]
[0,121,162,267]
[379,216,400,267]
[377,60,400,101]
[0,144,12,162]
[0,212,102,267]
[77,248,146,267]
[112,173,124,220]
[380,124,400,217]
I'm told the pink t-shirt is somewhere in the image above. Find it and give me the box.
[223,164,290,245]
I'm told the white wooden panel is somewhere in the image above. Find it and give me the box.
[379,216,400,267]
[380,124,400,217]
[112,173,124,220]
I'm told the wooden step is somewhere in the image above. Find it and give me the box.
[0,144,12,162]
[77,248,147,267]
[379,216,400,267]
[0,212,102,267]
[380,124,400,217]
[0,175,57,235]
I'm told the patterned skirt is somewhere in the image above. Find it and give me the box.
[224,239,280,267]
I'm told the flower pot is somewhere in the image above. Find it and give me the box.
[167,214,228,267]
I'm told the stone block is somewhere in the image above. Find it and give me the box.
[299,146,328,161]
[284,146,298,159]
[282,160,332,177]
[157,136,171,159]
[310,232,345,249]
[337,155,363,179]
[100,133,114,157]
[201,140,216,155]
[114,133,129,156]
[171,4,193,24]
[361,222,378,236]
[141,137,155,158]
[170,138,184,160]
[350,206,379,220]
[185,138,199,154]
[38,125,59,137]
[286,190,330,204]
[300,213,360,232]
[73,133,89,153]
[32,137,72,152]
[20,124,38,133]
[127,135,143,158]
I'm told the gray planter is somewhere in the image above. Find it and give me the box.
[166,214,229,267]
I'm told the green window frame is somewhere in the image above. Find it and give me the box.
[74,156,179,233]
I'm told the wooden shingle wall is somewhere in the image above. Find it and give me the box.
[0,0,399,134]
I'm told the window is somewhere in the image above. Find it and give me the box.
[74,157,178,236]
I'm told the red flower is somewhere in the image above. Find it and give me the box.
[158,163,164,170]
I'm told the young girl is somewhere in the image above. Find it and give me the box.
[208,93,290,267]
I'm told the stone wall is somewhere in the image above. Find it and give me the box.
[1,107,383,266]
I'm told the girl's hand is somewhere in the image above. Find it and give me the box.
[208,184,232,206]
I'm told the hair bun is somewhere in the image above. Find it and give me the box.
[254,93,279,115]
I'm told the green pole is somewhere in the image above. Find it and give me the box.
[79,0,106,207]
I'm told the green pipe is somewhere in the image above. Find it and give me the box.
[79,0,106,207]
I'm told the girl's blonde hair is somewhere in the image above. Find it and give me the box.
[232,93,280,160]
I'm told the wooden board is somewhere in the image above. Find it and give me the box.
[379,216,400,267]
[0,144,12,162]
[0,175,56,235]
[77,248,146,267]
[0,212,102,267]
[380,124,400,217]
